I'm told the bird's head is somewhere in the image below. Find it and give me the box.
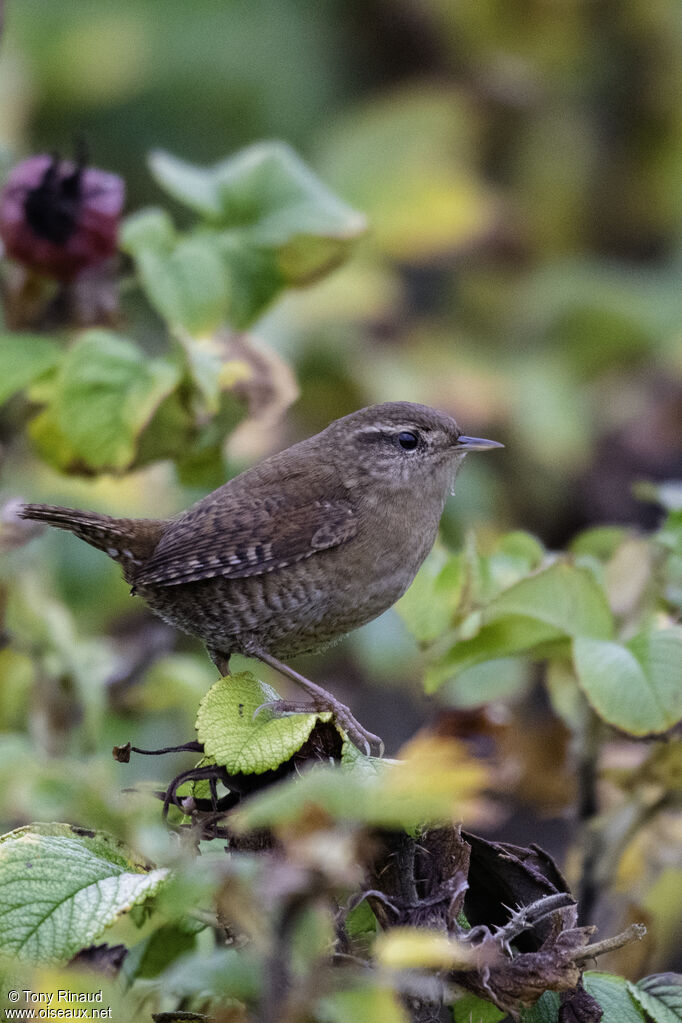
[323,401,503,494]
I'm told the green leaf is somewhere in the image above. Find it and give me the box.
[118,206,175,251]
[629,973,682,1023]
[573,630,682,735]
[317,86,496,262]
[0,333,61,405]
[291,903,335,976]
[195,671,331,775]
[425,562,611,692]
[144,144,367,327]
[453,993,506,1023]
[396,547,463,644]
[316,983,409,1023]
[150,143,367,252]
[441,657,530,707]
[469,531,547,606]
[43,329,181,472]
[232,735,486,833]
[657,510,682,557]
[488,562,614,640]
[583,972,648,1023]
[121,210,231,334]
[157,947,261,1003]
[520,991,560,1023]
[344,899,377,938]
[124,921,199,980]
[214,235,283,328]
[571,525,633,561]
[425,616,566,692]
[0,823,168,964]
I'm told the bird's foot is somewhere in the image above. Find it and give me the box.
[254,697,384,758]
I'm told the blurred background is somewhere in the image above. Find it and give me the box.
[0,0,681,955]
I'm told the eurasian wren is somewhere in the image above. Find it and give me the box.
[19,402,502,753]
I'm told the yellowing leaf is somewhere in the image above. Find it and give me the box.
[196,671,331,775]
[318,85,497,262]
[374,926,479,970]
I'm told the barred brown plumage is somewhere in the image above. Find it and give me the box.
[19,402,502,754]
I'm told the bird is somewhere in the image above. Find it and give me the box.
[19,402,502,754]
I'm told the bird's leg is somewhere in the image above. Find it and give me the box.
[208,648,232,677]
[251,648,384,758]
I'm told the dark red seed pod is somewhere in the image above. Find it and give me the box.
[0,154,125,281]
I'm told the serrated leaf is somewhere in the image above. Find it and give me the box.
[520,991,560,1023]
[583,972,647,1023]
[573,630,682,735]
[0,334,62,405]
[45,329,181,472]
[195,671,331,775]
[0,823,168,964]
[629,973,682,1023]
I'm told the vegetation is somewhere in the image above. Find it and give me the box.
[0,3,681,1021]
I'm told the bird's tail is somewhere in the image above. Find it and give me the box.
[18,503,165,567]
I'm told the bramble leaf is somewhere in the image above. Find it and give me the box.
[628,972,682,1023]
[583,971,648,1023]
[195,671,331,775]
[573,630,682,735]
[0,823,168,964]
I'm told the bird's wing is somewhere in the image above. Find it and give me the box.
[136,495,358,587]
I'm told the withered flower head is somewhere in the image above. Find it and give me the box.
[0,153,124,280]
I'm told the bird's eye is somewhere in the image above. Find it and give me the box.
[397,431,419,451]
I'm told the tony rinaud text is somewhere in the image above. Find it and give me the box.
[17,994,102,1004]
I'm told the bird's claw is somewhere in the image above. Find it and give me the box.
[253,698,384,758]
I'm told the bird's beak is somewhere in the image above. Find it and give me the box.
[456,435,504,451]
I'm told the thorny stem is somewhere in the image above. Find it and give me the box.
[570,922,647,963]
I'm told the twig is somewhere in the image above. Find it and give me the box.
[570,923,647,963]
[575,704,603,924]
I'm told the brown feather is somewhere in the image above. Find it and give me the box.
[18,503,166,568]
[138,496,357,586]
